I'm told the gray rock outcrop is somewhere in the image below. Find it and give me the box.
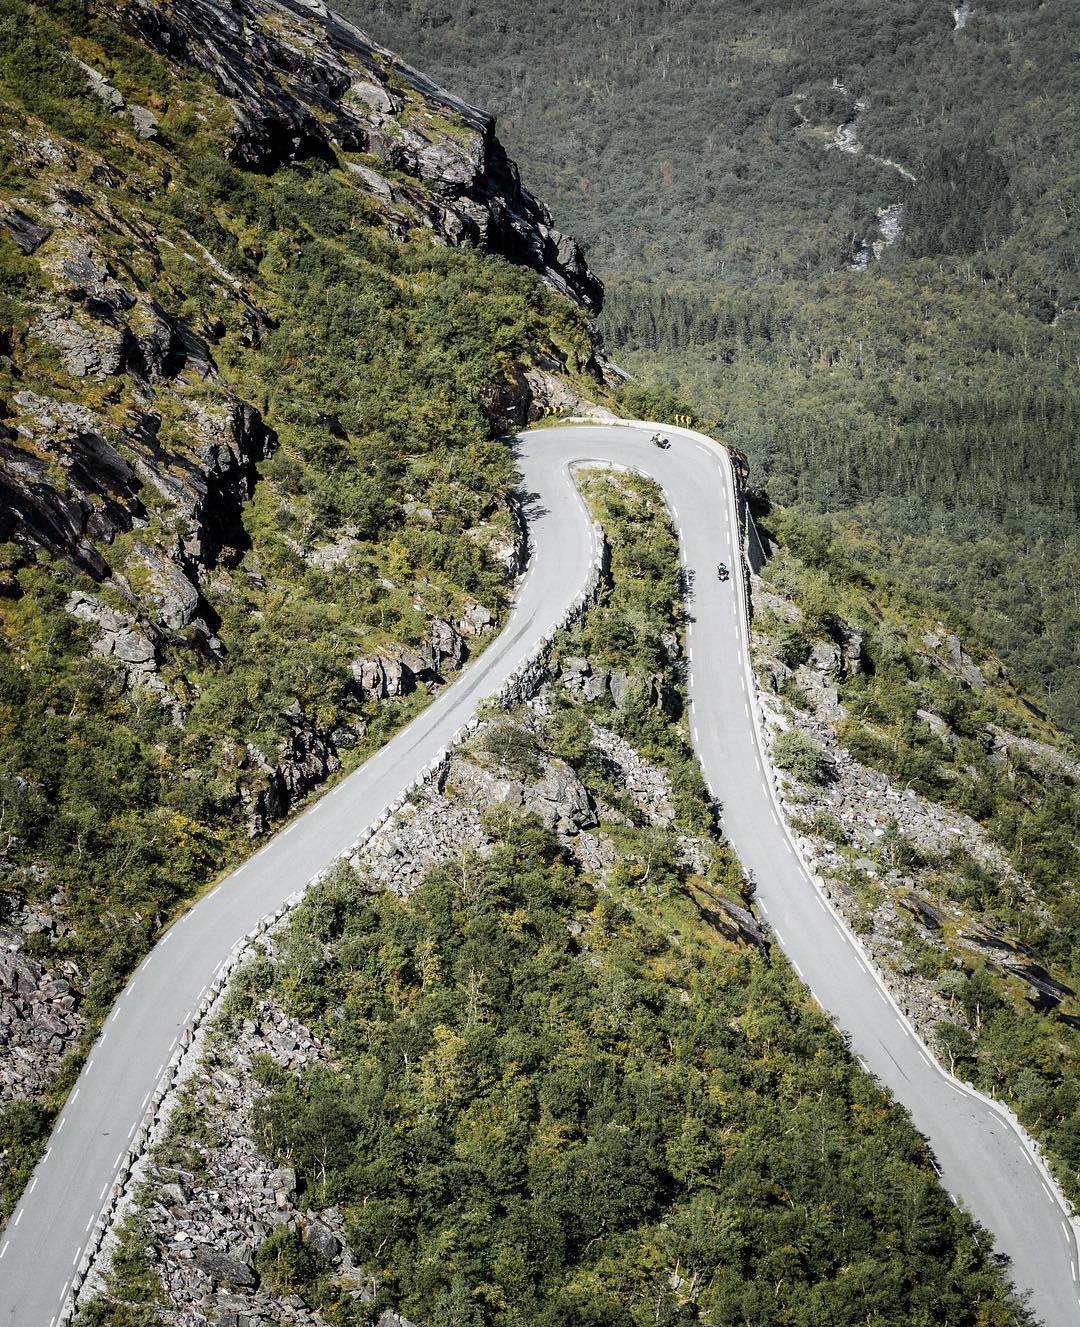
[523,760,596,834]
[236,707,342,837]
[118,0,603,310]
[0,947,86,1104]
[349,619,471,701]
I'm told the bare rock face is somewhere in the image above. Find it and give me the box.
[1,206,51,255]
[131,542,202,630]
[118,0,602,310]
[457,600,495,638]
[1,392,147,579]
[690,880,766,951]
[237,707,342,836]
[349,619,470,702]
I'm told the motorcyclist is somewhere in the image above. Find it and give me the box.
[717,562,729,581]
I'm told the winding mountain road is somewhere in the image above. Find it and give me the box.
[1,421,1077,1326]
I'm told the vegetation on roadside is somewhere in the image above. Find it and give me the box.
[752,506,1080,1203]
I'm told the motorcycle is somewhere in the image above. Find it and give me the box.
[717,563,730,582]
[651,433,670,449]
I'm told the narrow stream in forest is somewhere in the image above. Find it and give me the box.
[834,92,915,270]
[804,4,970,272]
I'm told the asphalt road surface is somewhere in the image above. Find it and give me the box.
[1,422,1076,1327]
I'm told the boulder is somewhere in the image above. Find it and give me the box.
[1,207,51,255]
[347,79,402,115]
[0,951,39,1000]
[646,672,680,717]
[75,58,125,112]
[608,669,631,709]
[303,1219,340,1260]
[837,624,865,677]
[581,668,609,701]
[944,632,986,691]
[128,104,160,139]
[67,591,159,674]
[900,891,947,930]
[346,161,394,200]
[458,601,495,637]
[915,709,958,750]
[808,639,841,676]
[191,1248,257,1288]
[132,542,201,629]
[523,761,596,835]
[431,617,467,670]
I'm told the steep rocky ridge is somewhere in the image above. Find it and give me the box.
[119,0,602,311]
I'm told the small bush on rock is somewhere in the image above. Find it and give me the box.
[772,727,831,784]
[254,1226,326,1295]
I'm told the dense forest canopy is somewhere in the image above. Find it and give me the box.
[362,0,1080,735]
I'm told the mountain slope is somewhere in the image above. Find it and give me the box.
[0,0,612,1214]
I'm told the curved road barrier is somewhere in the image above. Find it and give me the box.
[0,422,1076,1327]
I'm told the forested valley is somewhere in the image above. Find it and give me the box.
[361,0,1080,737]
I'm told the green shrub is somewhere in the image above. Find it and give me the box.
[772,727,831,784]
[774,621,812,668]
[254,1226,326,1295]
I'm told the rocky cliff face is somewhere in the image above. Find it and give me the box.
[1,0,601,613]
[0,0,605,793]
[119,0,602,311]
